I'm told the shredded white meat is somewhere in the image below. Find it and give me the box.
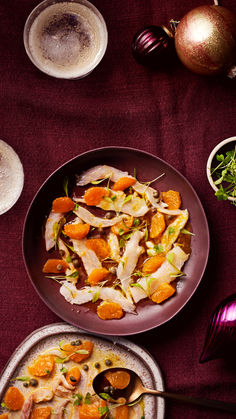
[74,206,126,227]
[71,238,101,275]
[45,211,64,251]
[60,281,136,313]
[117,231,144,297]
[130,246,189,303]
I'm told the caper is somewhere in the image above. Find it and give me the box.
[73,258,80,268]
[71,339,82,346]
[83,364,89,371]
[109,386,115,395]
[108,266,116,275]
[105,359,112,366]
[23,382,29,388]
[103,386,111,393]
[56,264,63,271]
[59,249,65,257]
[29,378,38,387]
[153,191,159,198]
[105,212,113,219]
[95,362,100,369]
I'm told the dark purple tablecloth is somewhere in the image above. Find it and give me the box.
[0,0,236,417]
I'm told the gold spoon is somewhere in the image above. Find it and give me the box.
[93,367,236,413]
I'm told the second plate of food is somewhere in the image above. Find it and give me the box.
[23,147,209,335]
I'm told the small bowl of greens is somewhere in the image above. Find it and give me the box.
[206,136,236,206]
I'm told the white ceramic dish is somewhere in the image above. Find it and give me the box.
[0,323,165,418]
[0,140,24,215]
[206,136,236,203]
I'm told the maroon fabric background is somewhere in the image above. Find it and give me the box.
[0,0,236,417]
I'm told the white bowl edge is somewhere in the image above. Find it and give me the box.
[206,136,236,202]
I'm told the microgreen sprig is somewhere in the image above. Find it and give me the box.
[211,147,236,206]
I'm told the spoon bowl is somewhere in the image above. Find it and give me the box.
[93,367,236,412]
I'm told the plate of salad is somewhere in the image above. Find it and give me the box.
[23,147,209,335]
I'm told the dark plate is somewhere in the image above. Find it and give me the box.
[23,147,209,335]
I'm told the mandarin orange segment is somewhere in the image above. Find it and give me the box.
[52,197,75,213]
[86,239,110,259]
[28,355,54,377]
[64,223,90,239]
[161,190,181,210]
[66,366,81,385]
[97,301,123,320]
[84,187,109,206]
[62,341,94,363]
[150,212,165,239]
[4,387,24,411]
[88,268,109,285]
[115,405,129,419]
[30,406,52,419]
[105,370,130,389]
[111,216,133,235]
[79,400,106,419]
[42,259,69,274]
[151,282,175,304]
[142,255,166,274]
[112,177,136,191]
[0,414,9,419]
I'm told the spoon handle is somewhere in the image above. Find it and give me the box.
[143,389,236,413]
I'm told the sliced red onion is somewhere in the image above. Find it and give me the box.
[131,25,174,67]
[200,294,236,363]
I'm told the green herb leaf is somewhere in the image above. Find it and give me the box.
[66,255,72,263]
[119,238,126,248]
[146,277,156,295]
[181,229,195,236]
[144,228,148,241]
[60,366,68,374]
[63,241,77,253]
[111,195,117,202]
[211,146,236,205]
[73,393,83,406]
[84,392,92,405]
[75,349,89,355]
[11,376,31,382]
[1,402,8,409]
[168,226,175,235]
[55,356,69,364]
[133,217,140,227]
[98,405,110,416]
[130,283,146,292]
[53,221,60,248]
[153,244,164,253]
[166,252,174,264]
[122,232,132,240]
[92,291,100,303]
[123,194,133,204]
[119,228,124,235]
[63,177,69,196]
[133,271,143,277]
[66,271,79,278]
[99,393,115,402]
[91,177,107,185]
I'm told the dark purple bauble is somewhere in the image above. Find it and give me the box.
[132,25,174,67]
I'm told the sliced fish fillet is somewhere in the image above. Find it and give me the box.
[60,281,136,313]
